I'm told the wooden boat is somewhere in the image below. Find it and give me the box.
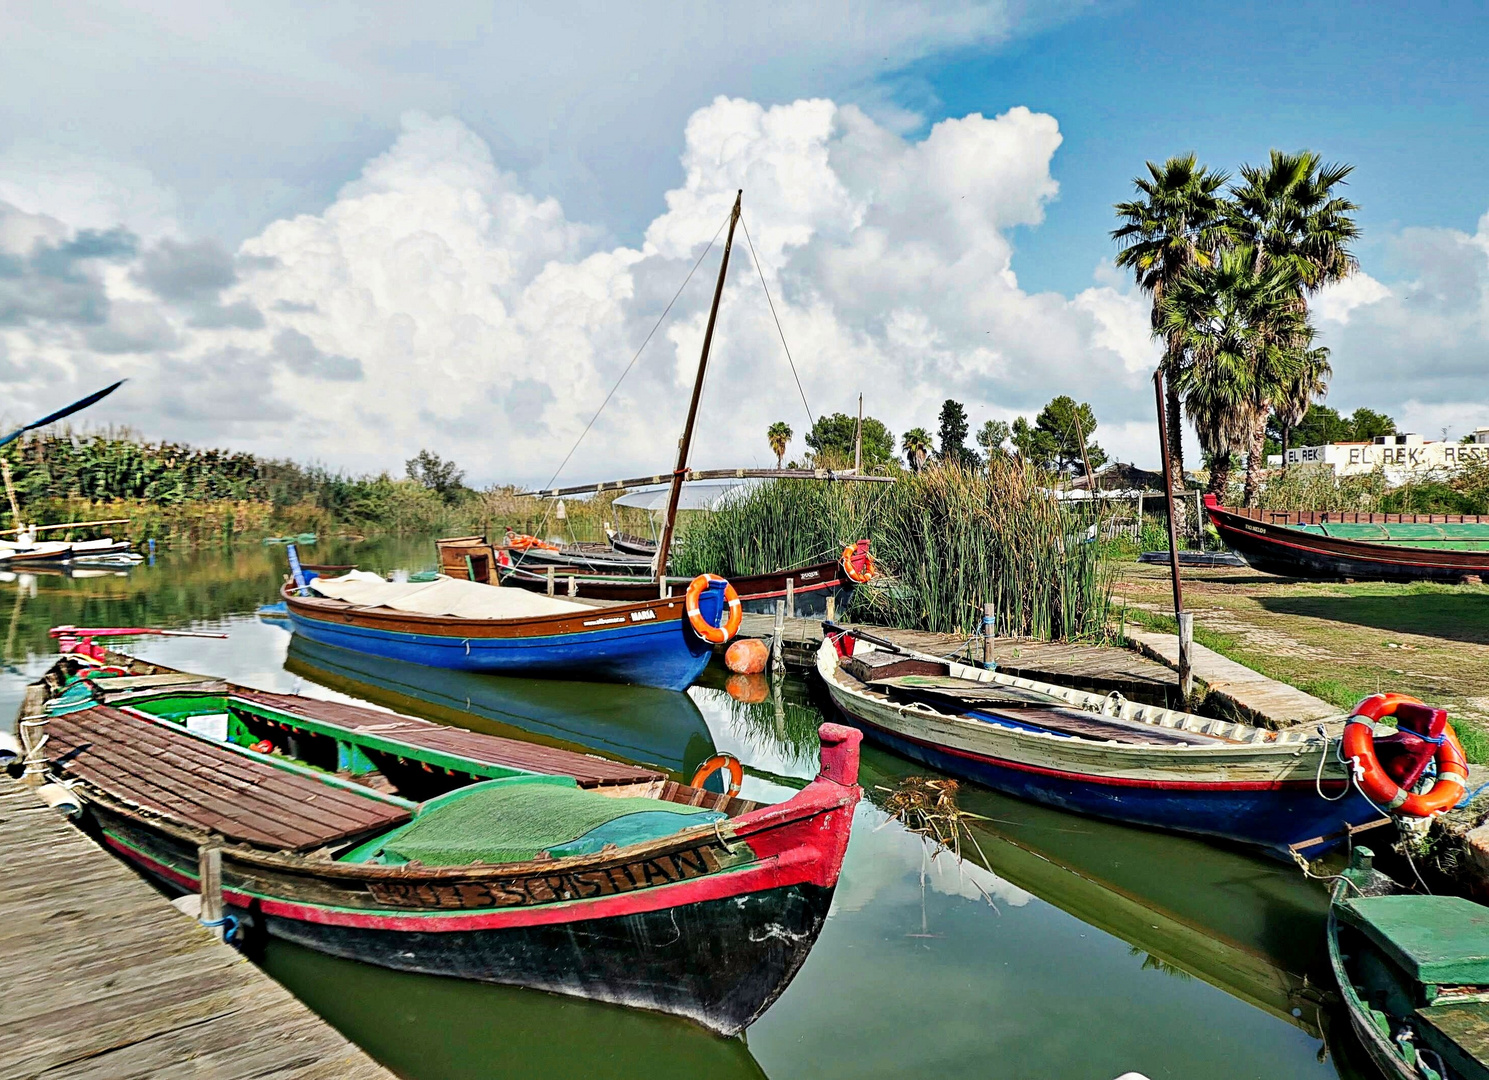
[507,539,657,575]
[1204,495,1489,582]
[817,629,1387,860]
[284,633,724,777]
[21,648,862,1035]
[607,527,657,558]
[1329,846,1489,1079]
[282,569,741,692]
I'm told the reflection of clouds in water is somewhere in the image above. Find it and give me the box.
[688,684,821,781]
[833,803,1033,916]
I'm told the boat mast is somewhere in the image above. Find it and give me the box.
[653,190,742,585]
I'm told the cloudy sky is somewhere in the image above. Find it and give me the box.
[3,0,1486,485]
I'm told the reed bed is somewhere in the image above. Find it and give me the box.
[675,461,1114,641]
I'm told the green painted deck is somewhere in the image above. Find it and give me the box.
[1336,894,1489,988]
[0,775,394,1079]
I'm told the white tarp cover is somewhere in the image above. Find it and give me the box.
[307,571,590,620]
[612,479,762,513]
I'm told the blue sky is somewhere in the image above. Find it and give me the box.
[2,1,1486,479]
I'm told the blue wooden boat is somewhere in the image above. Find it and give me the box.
[282,571,738,692]
[818,630,1390,861]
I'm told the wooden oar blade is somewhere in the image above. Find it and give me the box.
[0,380,126,450]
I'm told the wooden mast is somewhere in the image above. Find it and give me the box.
[654,190,743,585]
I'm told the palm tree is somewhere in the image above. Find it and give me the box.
[767,421,793,469]
[1161,246,1308,501]
[902,428,932,473]
[1228,151,1360,290]
[1273,346,1332,459]
[1113,154,1231,482]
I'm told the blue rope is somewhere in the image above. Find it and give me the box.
[200,913,239,943]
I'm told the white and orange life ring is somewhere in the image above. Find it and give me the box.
[683,574,742,645]
[1342,693,1467,817]
[841,541,876,584]
[690,753,744,798]
[504,529,559,553]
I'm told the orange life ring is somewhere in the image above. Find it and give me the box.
[1342,693,1468,817]
[691,754,744,798]
[684,574,742,644]
[841,542,876,584]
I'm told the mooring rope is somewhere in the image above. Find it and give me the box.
[740,213,814,430]
[518,209,733,558]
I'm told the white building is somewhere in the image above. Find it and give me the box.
[1277,430,1489,483]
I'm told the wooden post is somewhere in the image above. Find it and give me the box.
[1153,370,1191,697]
[18,713,48,787]
[567,575,577,597]
[1178,612,1195,701]
[772,598,786,675]
[0,459,20,526]
[1195,490,1204,549]
[854,393,863,473]
[1135,492,1144,541]
[546,566,555,596]
[982,602,996,669]
[198,842,224,942]
[785,577,795,617]
[825,594,836,622]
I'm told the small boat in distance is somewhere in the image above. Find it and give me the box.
[1204,495,1489,582]
[24,644,862,1035]
[817,627,1389,861]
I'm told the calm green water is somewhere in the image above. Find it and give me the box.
[0,542,1377,1080]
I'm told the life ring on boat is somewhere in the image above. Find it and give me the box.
[1343,693,1468,817]
[684,574,742,644]
[691,754,744,798]
[841,541,876,584]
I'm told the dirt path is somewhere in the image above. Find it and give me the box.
[1114,563,1489,757]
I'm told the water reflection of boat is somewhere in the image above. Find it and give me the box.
[286,636,721,778]
[860,748,1334,1040]
[262,938,771,1080]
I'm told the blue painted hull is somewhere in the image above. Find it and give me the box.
[838,709,1380,861]
[285,607,714,692]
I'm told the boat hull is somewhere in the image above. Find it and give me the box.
[819,644,1379,861]
[1205,496,1489,582]
[283,585,715,692]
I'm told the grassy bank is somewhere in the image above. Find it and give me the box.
[1117,565,1489,762]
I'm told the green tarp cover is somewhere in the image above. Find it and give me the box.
[374,777,723,866]
[1292,521,1489,548]
[1338,895,1489,987]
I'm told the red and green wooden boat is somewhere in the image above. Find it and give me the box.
[22,648,861,1034]
[1204,495,1489,583]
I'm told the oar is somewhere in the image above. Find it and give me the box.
[821,620,907,654]
[0,380,126,450]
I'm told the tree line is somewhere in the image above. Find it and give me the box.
[765,395,1106,479]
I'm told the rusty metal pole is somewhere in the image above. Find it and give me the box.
[1153,370,1191,699]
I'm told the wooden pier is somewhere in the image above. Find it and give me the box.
[736,613,1341,728]
[0,775,394,1080]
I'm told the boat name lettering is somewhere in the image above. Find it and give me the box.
[800,571,819,580]
[628,610,657,622]
[1245,524,1266,534]
[365,845,729,909]
[582,617,628,627]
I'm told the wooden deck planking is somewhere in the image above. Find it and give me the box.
[47,707,410,850]
[230,687,664,788]
[0,777,394,1080]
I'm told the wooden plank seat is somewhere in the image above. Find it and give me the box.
[46,705,411,851]
[227,687,665,790]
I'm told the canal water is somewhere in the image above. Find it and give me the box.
[1,540,1378,1080]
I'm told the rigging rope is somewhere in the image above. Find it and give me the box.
[522,210,732,549]
[740,213,814,430]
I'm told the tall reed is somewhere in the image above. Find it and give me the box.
[674,461,1113,641]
